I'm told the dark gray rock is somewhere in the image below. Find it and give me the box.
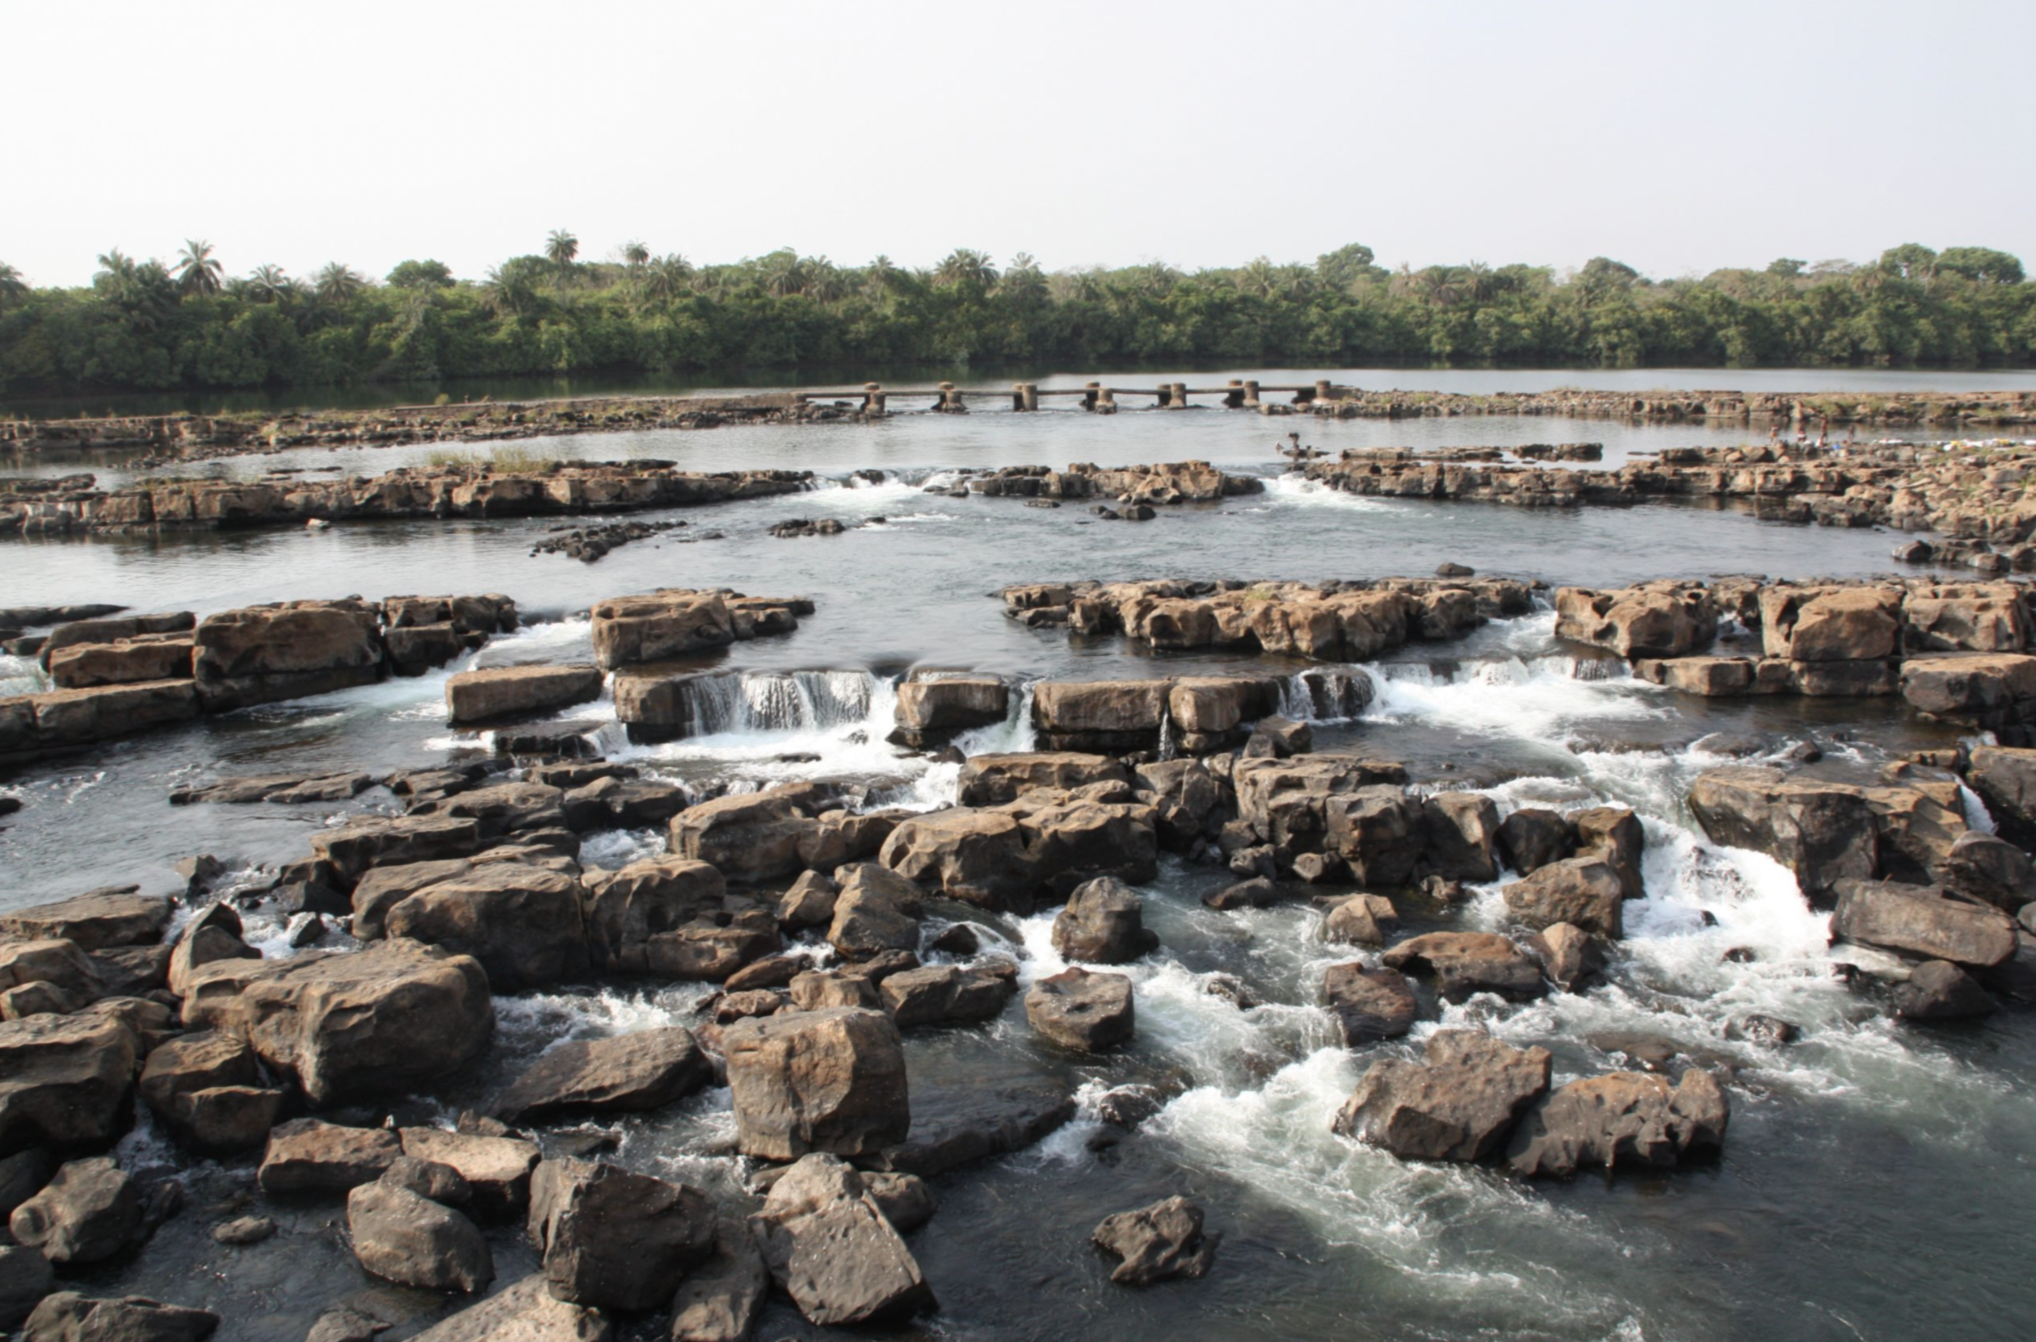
[1893,959,1998,1021]
[527,1158,715,1312]
[749,1153,933,1326]
[1092,1196,1219,1285]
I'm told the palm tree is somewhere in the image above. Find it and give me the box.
[622,240,650,268]
[176,239,223,296]
[934,248,998,289]
[758,249,808,297]
[546,229,579,269]
[315,263,366,304]
[94,251,175,331]
[248,264,294,303]
[862,254,902,300]
[0,262,26,311]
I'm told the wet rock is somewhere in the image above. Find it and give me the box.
[1687,766,1879,899]
[20,1293,219,1341]
[397,1132,537,1221]
[10,1158,142,1266]
[1527,923,1604,992]
[526,1158,715,1311]
[0,889,171,951]
[1893,960,1997,1020]
[1831,879,2018,967]
[722,1007,909,1160]
[869,1075,1074,1178]
[403,1274,609,1341]
[211,1215,275,1246]
[1320,893,1399,945]
[827,864,924,959]
[346,1179,492,1293]
[1320,963,1417,1044]
[1204,876,1278,910]
[955,751,1131,807]
[202,941,492,1106]
[382,862,588,991]
[1937,831,2036,911]
[670,791,813,884]
[138,1031,283,1156]
[443,664,602,726]
[1092,1196,1219,1286]
[880,963,1017,1029]
[0,1012,139,1151]
[1382,932,1545,1002]
[257,1120,401,1193]
[1025,968,1134,1052]
[1573,805,1646,899]
[1051,876,1158,964]
[561,777,687,832]
[1503,857,1625,938]
[1726,1014,1800,1047]
[1324,786,1427,886]
[492,1028,713,1125]
[776,870,839,930]
[0,1244,52,1328]
[1967,745,2036,846]
[891,677,1009,748]
[860,1170,936,1233]
[1332,1030,1553,1161]
[1505,1069,1730,1178]
[1423,792,1501,881]
[750,1153,934,1326]
[170,771,377,805]
[309,815,483,885]
[669,1215,768,1342]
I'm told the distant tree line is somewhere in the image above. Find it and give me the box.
[0,236,2030,397]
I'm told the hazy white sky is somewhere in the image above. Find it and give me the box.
[8,0,2031,288]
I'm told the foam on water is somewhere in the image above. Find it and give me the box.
[1257,473,1399,512]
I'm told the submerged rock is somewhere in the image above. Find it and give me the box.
[1092,1196,1219,1285]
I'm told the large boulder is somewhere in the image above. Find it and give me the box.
[955,752,1130,807]
[878,808,1034,910]
[1321,963,1418,1044]
[1687,766,1878,899]
[1938,831,2036,910]
[1030,680,1169,753]
[1382,932,1544,1002]
[444,664,603,726]
[1320,893,1399,945]
[1010,796,1160,897]
[750,1153,934,1327]
[670,792,813,884]
[0,890,170,951]
[1760,585,1900,662]
[1505,1069,1730,1177]
[1831,879,2018,967]
[1894,960,1998,1020]
[880,963,1017,1029]
[493,1028,713,1125]
[1423,793,1501,881]
[1968,746,2036,846]
[0,1013,138,1151]
[203,941,493,1106]
[526,1158,716,1312]
[578,857,728,973]
[137,1031,283,1157]
[827,864,924,959]
[892,677,1009,747]
[1332,1030,1552,1162]
[1092,1196,1219,1286]
[403,1274,610,1342]
[670,1215,769,1342]
[192,599,385,711]
[21,1293,219,1342]
[346,1178,492,1293]
[1324,787,1427,886]
[8,1158,140,1265]
[398,1129,541,1219]
[257,1119,400,1193]
[383,863,589,991]
[1502,858,1625,938]
[722,1008,909,1161]
[590,591,734,670]
[1024,968,1134,1052]
[1050,877,1158,964]
[1554,585,1717,658]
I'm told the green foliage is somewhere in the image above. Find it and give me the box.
[3,241,2032,397]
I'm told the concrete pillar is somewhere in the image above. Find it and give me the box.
[862,382,886,414]
[1223,380,1246,409]
[1315,379,1334,405]
[1082,380,1101,412]
[1014,382,1039,412]
[937,382,967,413]
[1243,379,1261,409]
[1097,387,1118,414]
[1169,381,1189,410]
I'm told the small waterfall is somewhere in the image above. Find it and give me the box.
[1156,704,1179,761]
[655,670,887,738]
[1279,667,1376,722]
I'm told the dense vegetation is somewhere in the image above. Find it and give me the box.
[0,236,2030,397]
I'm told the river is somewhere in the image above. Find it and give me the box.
[0,373,2026,1341]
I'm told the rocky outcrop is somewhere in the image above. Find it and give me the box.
[750,1153,934,1326]
[1025,968,1135,1051]
[1830,879,2018,967]
[1092,1196,1219,1286]
[891,675,1009,747]
[1555,583,1718,658]
[0,1013,139,1151]
[1321,963,1418,1044]
[444,664,602,726]
[591,589,809,670]
[721,1007,910,1160]
[878,793,1159,913]
[1505,1070,1730,1177]
[1688,766,1969,899]
[526,1158,715,1311]
[955,752,1130,807]
[1333,1030,1552,1162]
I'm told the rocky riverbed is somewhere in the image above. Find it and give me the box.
[5,387,2036,1341]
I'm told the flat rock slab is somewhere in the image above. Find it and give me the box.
[407,1273,612,1341]
[870,1074,1075,1177]
[445,665,603,726]
[0,889,170,950]
[493,1027,713,1125]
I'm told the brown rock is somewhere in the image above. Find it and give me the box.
[1505,1069,1730,1177]
[1092,1195,1218,1286]
[492,1028,713,1125]
[1332,1029,1552,1161]
[444,664,603,726]
[722,1008,909,1161]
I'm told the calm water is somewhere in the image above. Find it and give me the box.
[0,394,2026,1341]
[8,363,2036,420]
